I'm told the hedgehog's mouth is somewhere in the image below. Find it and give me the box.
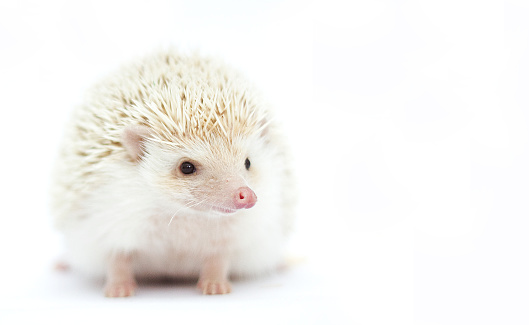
[210,205,237,214]
[189,201,238,215]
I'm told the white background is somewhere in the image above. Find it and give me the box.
[0,0,527,324]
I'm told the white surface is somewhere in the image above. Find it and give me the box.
[0,1,526,324]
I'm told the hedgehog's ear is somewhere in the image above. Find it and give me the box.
[122,125,152,162]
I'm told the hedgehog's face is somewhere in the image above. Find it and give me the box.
[122,125,267,216]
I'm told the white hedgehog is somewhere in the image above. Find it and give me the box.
[51,51,295,297]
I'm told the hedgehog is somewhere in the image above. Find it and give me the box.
[51,51,295,297]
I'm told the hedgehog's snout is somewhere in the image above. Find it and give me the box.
[233,187,257,209]
[203,176,257,210]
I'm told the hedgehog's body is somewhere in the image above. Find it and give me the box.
[52,51,294,296]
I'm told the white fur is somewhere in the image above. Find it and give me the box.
[52,51,294,280]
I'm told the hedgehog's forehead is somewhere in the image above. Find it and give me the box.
[156,133,250,160]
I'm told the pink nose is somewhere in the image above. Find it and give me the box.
[233,187,257,209]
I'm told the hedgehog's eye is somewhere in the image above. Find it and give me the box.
[245,158,251,170]
[180,162,196,175]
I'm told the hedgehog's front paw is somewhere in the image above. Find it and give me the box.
[104,280,137,298]
[197,278,232,295]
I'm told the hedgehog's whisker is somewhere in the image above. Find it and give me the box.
[167,198,207,226]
